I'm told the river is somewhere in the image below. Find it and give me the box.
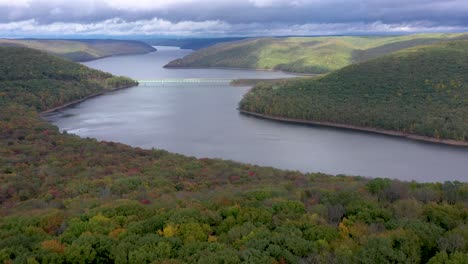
[44,46,468,182]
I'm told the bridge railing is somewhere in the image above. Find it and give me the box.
[137,78,233,86]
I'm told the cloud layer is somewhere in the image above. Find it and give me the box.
[0,0,467,36]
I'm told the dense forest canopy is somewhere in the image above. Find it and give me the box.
[0,46,467,263]
[0,39,156,62]
[165,33,468,74]
[240,40,468,142]
[0,47,137,111]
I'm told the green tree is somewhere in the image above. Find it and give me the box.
[64,234,115,264]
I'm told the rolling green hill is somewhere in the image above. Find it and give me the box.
[0,39,156,62]
[239,41,468,144]
[165,33,468,74]
[0,46,137,111]
[0,47,467,263]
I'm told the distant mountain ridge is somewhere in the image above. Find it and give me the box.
[0,39,156,62]
[165,33,468,74]
[143,37,249,50]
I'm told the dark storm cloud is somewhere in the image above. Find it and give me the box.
[0,0,467,36]
[161,0,468,27]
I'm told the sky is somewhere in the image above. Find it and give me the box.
[0,0,467,37]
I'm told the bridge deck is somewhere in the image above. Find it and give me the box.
[137,78,233,86]
[137,79,233,82]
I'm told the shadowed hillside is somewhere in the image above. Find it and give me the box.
[0,46,137,111]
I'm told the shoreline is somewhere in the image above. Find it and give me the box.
[41,84,136,114]
[163,65,318,76]
[230,76,316,87]
[239,109,468,147]
[76,49,157,63]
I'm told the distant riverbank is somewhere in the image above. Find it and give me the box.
[163,65,316,76]
[239,109,468,147]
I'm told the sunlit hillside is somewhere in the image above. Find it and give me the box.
[166,33,468,74]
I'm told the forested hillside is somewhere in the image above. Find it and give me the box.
[240,41,468,143]
[0,47,136,111]
[0,39,156,61]
[1,47,467,263]
[166,33,468,74]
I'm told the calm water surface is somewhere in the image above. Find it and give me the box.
[45,46,468,182]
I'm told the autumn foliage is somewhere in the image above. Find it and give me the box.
[0,46,467,263]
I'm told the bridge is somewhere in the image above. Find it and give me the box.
[137,78,233,87]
